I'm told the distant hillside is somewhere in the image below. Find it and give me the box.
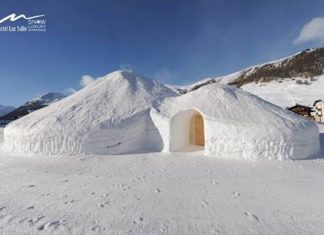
[0,105,15,117]
[174,48,324,92]
[172,48,324,107]
[0,92,66,121]
[227,48,324,87]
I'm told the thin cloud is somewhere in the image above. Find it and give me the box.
[80,75,95,87]
[119,63,133,71]
[294,16,324,44]
[153,69,174,84]
[63,88,77,95]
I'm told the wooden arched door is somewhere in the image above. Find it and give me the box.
[189,113,205,146]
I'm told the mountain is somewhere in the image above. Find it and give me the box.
[226,48,324,87]
[0,92,67,121]
[25,92,66,106]
[0,105,15,117]
[173,47,324,107]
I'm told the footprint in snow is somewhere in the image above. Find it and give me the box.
[64,200,75,204]
[28,216,45,225]
[91,224,100,232]
[159,224,168,233]
[101,193,109,198]
[210,179,218,185]
[243,211,260,222]
[133,217,144,224]
[38,220,61,231]
[201,200,209,208]
[97,200,109,208]
[232,192,241,197]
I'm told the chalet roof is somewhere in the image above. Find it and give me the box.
[287,104,313,111]
[313,99,323,106]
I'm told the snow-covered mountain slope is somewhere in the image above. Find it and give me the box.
[0,92,66,121]
[242,75,324,107]
[224,48,324,87]
[174,47,324,107]
[26,92,66,106]
[0,105,15,117]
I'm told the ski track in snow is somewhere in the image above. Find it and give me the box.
[0,126,324,234]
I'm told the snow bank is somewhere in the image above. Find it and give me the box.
[3,70,320,160]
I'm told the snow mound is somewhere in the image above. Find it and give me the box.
[157,84,320,160]
[3,70,177,155]
[3,71,320,160]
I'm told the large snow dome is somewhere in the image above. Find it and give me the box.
[3,70,320,160]
[157,85,320,160]
[3,71,177,155]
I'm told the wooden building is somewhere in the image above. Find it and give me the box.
[287,104,313,119]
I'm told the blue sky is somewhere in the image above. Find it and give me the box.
[0,0,324,106]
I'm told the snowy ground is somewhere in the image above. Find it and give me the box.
[241,75,324,108]
[0,127,324,234]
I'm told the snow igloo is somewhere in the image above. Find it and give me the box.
[3,70,320,160]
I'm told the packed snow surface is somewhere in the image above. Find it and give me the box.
[3,70,320,160]
[0,126,324,234]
